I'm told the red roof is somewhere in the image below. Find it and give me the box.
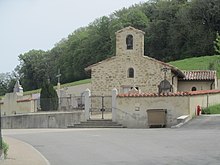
[181,70,216,81]
[17,98,32,103]
[118,90,220,97]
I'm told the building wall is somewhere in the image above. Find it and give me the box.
[116,96,189,128]
[91,55,174,96]
[178,81,214,92]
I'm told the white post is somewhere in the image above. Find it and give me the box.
[84,88,91,120]
[112,88,118,122]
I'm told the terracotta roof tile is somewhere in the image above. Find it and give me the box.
[117,90,220,97]
[181,70,216,80]
[17,98,32,103]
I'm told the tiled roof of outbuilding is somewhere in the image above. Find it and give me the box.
[118,90,220,97]
[181,70,216,81]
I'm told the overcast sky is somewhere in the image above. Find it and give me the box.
[0,0,144,73]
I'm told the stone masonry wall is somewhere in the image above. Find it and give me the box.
[116,26,145,57]
[91,55,173,96]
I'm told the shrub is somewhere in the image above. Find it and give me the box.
[201,107,210,114]
[1,140,9,159]
[201,104,220,114]
[40,81,58,111]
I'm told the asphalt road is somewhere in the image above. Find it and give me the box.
[3,115,220,165]
[181,115,220,129]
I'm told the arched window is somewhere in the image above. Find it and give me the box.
[126,35,133,50]
[192,87,197,91]
[128,68,134,78]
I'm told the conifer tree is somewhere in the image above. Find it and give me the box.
[214,32,220,54]
[40,80,58,111]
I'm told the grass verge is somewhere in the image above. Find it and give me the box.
[169,55,220,78]
[202,104,220,114]
[23,79,91,96]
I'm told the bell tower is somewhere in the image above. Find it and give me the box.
[115,26,145,57]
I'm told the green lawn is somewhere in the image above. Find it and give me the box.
[202,104,220,114]
[169,55,220,78]
[0,78,91,98]
[23,79,91,96]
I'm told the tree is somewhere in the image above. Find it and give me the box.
[18,50,49,91]
[214,32,220,54]
[40,81,58,111]
[0,72,16,96]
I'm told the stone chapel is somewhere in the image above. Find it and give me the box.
[85,26,217,96]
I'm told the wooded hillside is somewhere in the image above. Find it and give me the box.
[1,0,220,94]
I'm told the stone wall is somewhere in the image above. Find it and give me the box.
[116,96,189,128]
[115,91,220,128]
[189,92,220,116]
[116,26,145,57]
[62,83,91,96]
[0,93,36,116]
[2,111,85,129]
[0,83,91,115]
[91,55,174,96]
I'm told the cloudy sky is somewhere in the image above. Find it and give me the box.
[0,0,144,73]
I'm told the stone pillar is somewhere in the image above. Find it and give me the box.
[84,88,91,120]
[112,88,118,122]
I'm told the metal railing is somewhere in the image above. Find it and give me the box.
[35,95,85,111]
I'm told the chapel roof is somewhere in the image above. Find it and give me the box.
[84,55,185,78]
[180,70,216,81]
[115,26,145,34]
[84,56,116,71]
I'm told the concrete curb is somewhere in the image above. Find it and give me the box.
[21,139,51,165]
[171,117,191,129]
[1,136,50,165]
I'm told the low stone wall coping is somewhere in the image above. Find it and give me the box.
[118,90,220,97]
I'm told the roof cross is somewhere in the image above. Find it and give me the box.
[56,69,62,84]
[161,67,170,80]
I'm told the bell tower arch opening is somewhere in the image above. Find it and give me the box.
[126,35,133,50]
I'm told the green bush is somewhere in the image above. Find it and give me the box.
[1,140,9,159]
[202,104,220,114]
[40,81,58,111]
[201,107,210,114]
